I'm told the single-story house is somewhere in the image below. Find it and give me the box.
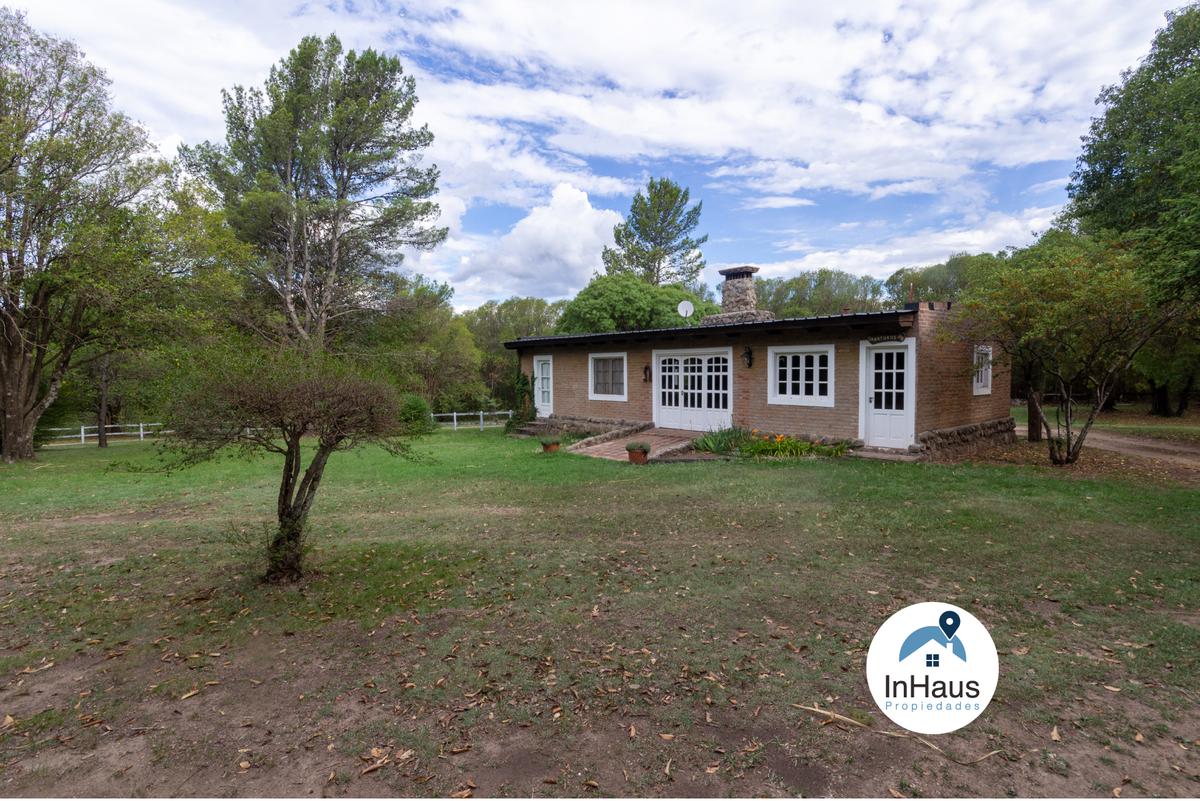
[504,266,1013,453]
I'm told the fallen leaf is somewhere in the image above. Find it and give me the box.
[583,779,599,789]
[664,759,672,778]
[628,724,636,739]
[1012,646,1030,656]
[1103,685,1122,693]
[705,763,720,774]
[238,760,251,770]
[450,789,472,798]
[889,788,905,798]
[179,688,200,700]
[2,715,14,729]
[1134,732,1144,744]
[1112,787,1122,797]
[659,733,675,741]
[1051,726,1061,742]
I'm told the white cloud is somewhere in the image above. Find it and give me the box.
[406,184,621,309]
[742,196,817,210]
[1025,177,1070,195]
[711,204,1060,282]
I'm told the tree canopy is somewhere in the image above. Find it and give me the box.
[602,177,708,286]
[556,275,717,334]
[0,9,163,462]
[756,269,886,318]
[182,33,447,349]
[950,231,1176,464]
[1068,5,1200,298]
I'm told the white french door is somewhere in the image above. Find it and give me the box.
[654,348,732,431]
[863,343,914,448]
[533,355,553,417]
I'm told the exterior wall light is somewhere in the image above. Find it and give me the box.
[742,346,754,368]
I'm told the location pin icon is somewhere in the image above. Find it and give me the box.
[939,610,961,640]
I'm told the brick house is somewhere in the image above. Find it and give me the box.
[505,266,1013,453]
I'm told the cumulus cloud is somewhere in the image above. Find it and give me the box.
[407,184,621,308]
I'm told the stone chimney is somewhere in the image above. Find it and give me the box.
[700,265,775,326]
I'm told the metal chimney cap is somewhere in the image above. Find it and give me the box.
[718,265,758,278]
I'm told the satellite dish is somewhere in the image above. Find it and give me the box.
[677,300,695,319]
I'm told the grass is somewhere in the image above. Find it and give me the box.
[0,431,1198,795]
[1012,401,1200,443]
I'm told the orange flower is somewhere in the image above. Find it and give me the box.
[775,434,785,443]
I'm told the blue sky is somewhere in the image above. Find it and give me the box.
[26,0,1177,308]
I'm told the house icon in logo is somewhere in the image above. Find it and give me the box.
[898,610,967,666]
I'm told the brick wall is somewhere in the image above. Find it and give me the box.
[519,330,869,439]
[913,302,1012,436]
[515,305,1011,445]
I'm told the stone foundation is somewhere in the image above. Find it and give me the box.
[562,419,654,452]
[913,417,1016,456]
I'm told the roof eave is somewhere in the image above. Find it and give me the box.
[503,310,914,349]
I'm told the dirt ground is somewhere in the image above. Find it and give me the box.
[2,608,1198,798]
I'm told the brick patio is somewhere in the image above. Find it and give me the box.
[573,428,699,462]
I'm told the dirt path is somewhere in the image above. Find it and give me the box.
[1016,425,1200,467]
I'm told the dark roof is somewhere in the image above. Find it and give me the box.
[504,308,915,349]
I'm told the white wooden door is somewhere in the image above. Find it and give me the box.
[655,349,732,431]
[533,355,553,417]
[865,346,912,448]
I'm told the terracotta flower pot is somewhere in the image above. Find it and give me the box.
[627,448,649,464]
[542,442,560,453]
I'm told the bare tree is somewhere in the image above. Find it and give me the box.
[165,349,409,581]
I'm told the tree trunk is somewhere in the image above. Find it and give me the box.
[97,353,110,448]
[1174,374,1194,417]
[1027,391,1043,442]
[1,380,35,463]
[265,513,306,583]
[1149,380,1172,416]
[265,438,335,582]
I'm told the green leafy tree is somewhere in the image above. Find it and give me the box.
[0,10,163,461]
[463,297,564,405]
[182,33,446,349]
[950,231,1178,465]
[1131,313,1200,416]
[557,275,717,334]
[602,177,708,286]
[757,269,885,318]
[1068,5,1200,298]
[884,252,1003,305]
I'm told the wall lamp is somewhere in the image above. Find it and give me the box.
[643,364,652,382]
[741,346,754,368]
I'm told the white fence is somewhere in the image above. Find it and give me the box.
[41,411,514,446]
[433,410,513,430]
[42,423,168,446]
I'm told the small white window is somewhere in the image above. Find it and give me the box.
[588,352,627,401]
[973,345,992,396]
[767,345,835,407]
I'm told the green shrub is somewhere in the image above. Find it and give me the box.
[505,369,535,434]
[398,393,436,434]
[692,427,754,454]
[736,431,849,459]
[539,436,560,446]
[625,441,650,452]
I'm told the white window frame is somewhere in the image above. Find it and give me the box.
[588,351,628,402]
[767,344,836,407]
[972,345,993,396]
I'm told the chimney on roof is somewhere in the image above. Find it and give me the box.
[700,265,775,326]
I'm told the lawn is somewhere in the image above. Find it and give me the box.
[1012,402,1200,444]
[1,432,1197,797]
